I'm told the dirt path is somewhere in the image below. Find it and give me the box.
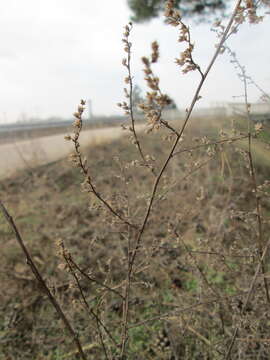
[0,125,144,179]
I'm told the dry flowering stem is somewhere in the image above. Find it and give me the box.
[118,23,149,170]
[226,45,270,105]
[246,132,270,301]
[130,0,244,271]
[118,1,244,357]
[66,100,137,230]
[138,43,178,135]
[172,133,249,157]
[213,0,267,41]
[226,46,270,303]
[165,0,203,77]
[238,0,264,24]
[119,40,181,352]
[0,201,88,360]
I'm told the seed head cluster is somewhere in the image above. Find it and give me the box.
[65,100,86,167]
[117,23,133,117]
[164,0,200,74]
[138,43,173,132]
[232,0,269,26]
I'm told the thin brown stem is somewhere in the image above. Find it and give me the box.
[120,227,132,358]
[0,201,87,360]
[175,230,221,298]
[237,50,270,302]
[160,118,180,136]
[70,106,137,230]
[172,134,249,157]
[126,26,147,166]
[247,134,270,303]
[63,251,117,358]
[129,290,249,330]
[70,258,124,300]
[225,239,270,359]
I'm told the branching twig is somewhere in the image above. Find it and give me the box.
[129,289,249,330]
[61,247,116,358]
[175,230,221,298]
[69,258,124,300]
[66,100,137,230]
[172,134,249,157]
[120,24,149,169]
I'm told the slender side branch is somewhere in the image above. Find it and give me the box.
[172,134,249,157]
[247,133,270,302]
[120,23,148,167]
[175,230,220,298]
[69,257,124,300]
[0,201,87,360]
[225,239,270,359]
[229,47,270,303]
[129,289,249,330]
[61,247,117,357]
[67,100,137,230]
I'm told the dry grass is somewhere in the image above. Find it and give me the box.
[1,119,270,359]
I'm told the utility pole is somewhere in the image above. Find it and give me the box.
[87,99,93,121]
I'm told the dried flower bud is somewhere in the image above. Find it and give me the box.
[73,119,81,127]
[151,41,159,63]
[141,57,150,66]
[73,112,81,119]
[78,105,84,114]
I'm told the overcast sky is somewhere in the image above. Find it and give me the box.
[0,0,269,123]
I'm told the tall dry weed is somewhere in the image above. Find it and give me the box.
[1,0,270,359]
